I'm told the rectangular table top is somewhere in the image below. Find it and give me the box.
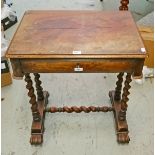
[6,10,146,59]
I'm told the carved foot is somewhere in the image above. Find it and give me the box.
[117,132,130,143]
[30,134,43,145]
[109,90,130,144]
[30,91,49,145]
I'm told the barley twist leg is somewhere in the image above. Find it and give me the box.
[119,73,132,121]
[114,72,124,101]
[25,73,41,122]
[34,73,44,101]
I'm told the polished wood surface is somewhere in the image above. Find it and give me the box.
[6,9,146,145]
[6,10,145,58]
[10,58,144,79]
[109,90,130,143]
[19,58,144,77]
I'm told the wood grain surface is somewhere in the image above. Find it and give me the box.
[20,58,140,73]
[6,10,146,58]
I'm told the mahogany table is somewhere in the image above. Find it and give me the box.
[6,10,146,145]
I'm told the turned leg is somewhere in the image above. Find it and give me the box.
[109,72,132,143]
[25,73,41,122]
[119,0,129,10]
[25,73,49,145]
[119,73,132,121]
[114,72,124,101]
[34,73,44,101]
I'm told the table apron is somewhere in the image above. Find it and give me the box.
[10,58,144,79]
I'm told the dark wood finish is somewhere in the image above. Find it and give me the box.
[100,0,129,10]
[132,59,144,79]
[119,73,132,121]
[19,58,143,77]
[6,11,145,58]
[119,0,129,11]
[6,10,146,145]
[10,59,24,78]
[25,73,41,122]
[34,73,44,101]
[9,57,144,79]
[114,72,124,101]
[45,106,113,113]
[30,91,49,145]
[109,90,130,143]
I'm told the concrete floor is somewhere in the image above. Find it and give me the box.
[2,0,154,155]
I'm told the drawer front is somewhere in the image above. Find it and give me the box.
[20,58,139,73]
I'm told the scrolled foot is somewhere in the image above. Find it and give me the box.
[117,132,130,143]
[30,134,43,145]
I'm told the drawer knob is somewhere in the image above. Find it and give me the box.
[74,64,83,72]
